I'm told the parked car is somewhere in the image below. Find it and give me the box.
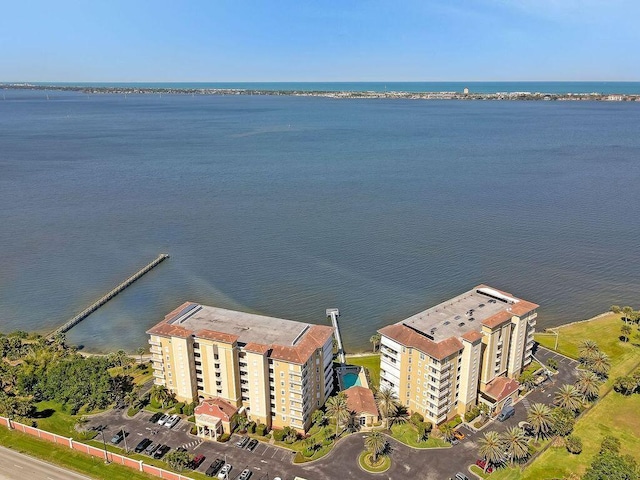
[246,439,259,451]
[238,469,252,480]
[153,444,171,459]
[134,438,152,453]
[90,424,105,432]
[176,446,187,452]
[149,412,162,423]
[191,454,206,469]
[217,464,232,479]
[165,414,180,428]
[453,430,465,440]
[205,459,225,477]
[144,442,160,456]
[455,473,470,480]
[475,460,494,474]
[236,436,250,448]
[497,405,515,422]
[157,413,170,425]
[110,431,126,444]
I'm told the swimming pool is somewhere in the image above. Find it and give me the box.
[342,372,362,389]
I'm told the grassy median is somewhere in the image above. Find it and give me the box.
[0,426,159,480]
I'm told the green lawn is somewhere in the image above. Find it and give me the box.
[345,354,380,389]
[0,426,159,480]
[108,364,154,386]
[389,423,450,449]
[30,400,99,441]
[535,312,640,391]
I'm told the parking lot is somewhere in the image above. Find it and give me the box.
[85,345,580,480]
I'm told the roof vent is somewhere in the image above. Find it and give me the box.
[458,322,465,327]
[443,321,451,326]
[468,317,475,322]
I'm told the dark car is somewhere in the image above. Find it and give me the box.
[176,446,187,453]
[110,431,126,444]
[191,454,206,469]
[205,458,225,477]
[475,459,494,473]
[236,436,249,448]
[149,412,162,423]
[153,444,171,459]
[90,424,105,432]
[144,442,160,455]
[246,439,259,451]
[134,438,152,453]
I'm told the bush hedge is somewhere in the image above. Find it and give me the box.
[256,423,268,436]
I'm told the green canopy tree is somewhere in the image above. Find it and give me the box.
[478,431,503,472]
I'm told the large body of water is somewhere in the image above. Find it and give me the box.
[1,88,639,353]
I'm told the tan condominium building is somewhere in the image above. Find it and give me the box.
[378,285,538,424]
[147,303,335,432]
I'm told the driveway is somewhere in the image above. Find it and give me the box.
[84,345,579,480]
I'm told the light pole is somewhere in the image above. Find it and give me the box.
[99,428,110,464]
[121,426,128,453]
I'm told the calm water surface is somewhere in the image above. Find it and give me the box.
[1,89,639,352]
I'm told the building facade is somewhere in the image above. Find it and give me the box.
[147,303,335,432]
[378,285,537,424]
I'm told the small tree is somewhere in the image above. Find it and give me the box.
[165,450,192,472]
[369,333,381,352]
[622,306,634,323]
[136,347,146,365]
[610,305,622,314]
[566,435,583,454]
[312,409,326,427]
[547,358,558,371]
[478,431,503,472]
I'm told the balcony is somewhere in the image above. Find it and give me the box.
[153,371,164,379]
[149,346,162,355]
[148,339,160,347]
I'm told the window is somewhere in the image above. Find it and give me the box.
[359,417,366,426]
[419,353,425,360]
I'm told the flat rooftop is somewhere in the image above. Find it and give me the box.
[401,286,533,342]
[168,304,311,347]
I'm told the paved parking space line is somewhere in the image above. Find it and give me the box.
[271,448,279,458]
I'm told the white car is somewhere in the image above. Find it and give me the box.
[164,414,180,428]
[217,464,232,479]
[156,413,169,425]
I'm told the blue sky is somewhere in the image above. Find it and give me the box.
[1,0,638,81]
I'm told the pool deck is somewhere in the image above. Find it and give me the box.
[337,365,369,391]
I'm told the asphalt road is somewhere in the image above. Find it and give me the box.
[0,446,91,480]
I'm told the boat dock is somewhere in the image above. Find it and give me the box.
[326,308,345,364]
[50,253,169,337]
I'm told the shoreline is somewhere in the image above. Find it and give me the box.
[3,83,640,102]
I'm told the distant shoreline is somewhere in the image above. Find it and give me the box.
[3,83,640,102]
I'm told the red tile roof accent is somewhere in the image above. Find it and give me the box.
[510,301,539,316]
[482,310,513,329]
[270,325,334,364]
[195,397,238,422]
[344,386,378,417]
[244,343,271,355]
[378,324,463,360]
[146,301,197,338]
[461,330,483,343]
[484,377,520,401]
[196,329,239,344]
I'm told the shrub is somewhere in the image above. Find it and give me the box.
[322,437,332,446]
[473,420,485,429]
[303,447,314,457]
[182,401,197,417]
[566,435,583,454]
[410,412,424,425]
[273,428,286,442]
[464,406,481,422]
[127,406,140,417]
[256,423,268,436]
[247,421,257,434]
[190,425,198,435]
[172,402,185,414]
[218,433,230,442]
[600,436,621,455]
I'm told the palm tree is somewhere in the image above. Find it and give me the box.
[622,306,634,323]
[388,404,409,427]
[374,387,399,429]
[364,431,386,463]
[554,384,583,412]
[150,385,170,408]
[440,423,455,443]
[621,324,632,342]
[136,347,146,365]
[527,403,553,440]
[589,351,611,378]
[578,340,599,363]
[325,393,350,436]
[369,333,381,352]
[501,427,529,466]
[478,431,503,472]
[575,370,602,401]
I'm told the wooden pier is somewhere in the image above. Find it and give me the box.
[326,308,345,364]
[50,253,169,337]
